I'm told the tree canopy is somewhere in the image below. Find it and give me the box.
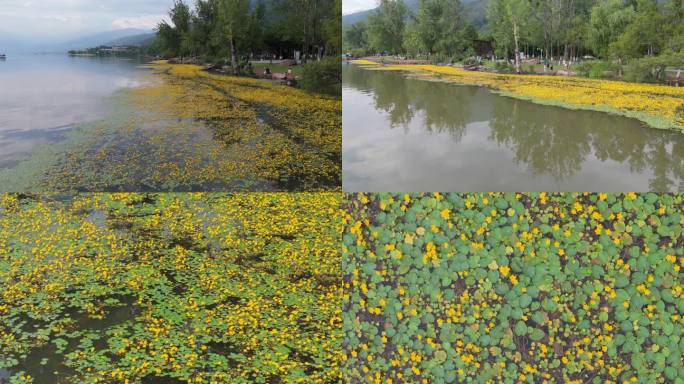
[343,0,684,68]
[153,0,340,65]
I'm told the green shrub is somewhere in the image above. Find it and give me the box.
[624,54,684,83]
[300,57,341,96]
[590,61,615,78]
[624,60,655,82]
[576,60,617,79]
[463,56,480,66]
[431,53,452,65]
[494,60,513,72]
[349,47,368,58]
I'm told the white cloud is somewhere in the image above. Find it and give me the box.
[343,0,377,15]
[112,14,168,30]
[0,0,173,38]
[41,14,84,23]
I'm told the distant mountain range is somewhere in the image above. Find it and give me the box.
[343,0,490,29]
[57,28,155,51]
[0,28,155,53]
[105,32,157,47]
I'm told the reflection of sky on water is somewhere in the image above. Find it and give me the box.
[343,65,684,192]
[0,125,73,168]
[0,54,147,168]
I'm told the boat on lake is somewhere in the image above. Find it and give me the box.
[0,54,6,59]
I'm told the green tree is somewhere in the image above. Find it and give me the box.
[564,13,590,60]
[414,0,475,60]
[191,0,223,60]
[344,22,368,50]
[155,0,192,57]
[610,0,663,59]
[275,0,338,62]
[247,0,267,56]
[589,0,635,58]
[403,22,424,57]
[218,0,250,73]
[323,0,343,55]
[488,0,532,72]
[664,0,684,53]
[367,0,408,54]
[171,0,193,56]
[506,0,532,73]
[487,0,513,60]
[156,21,180,57]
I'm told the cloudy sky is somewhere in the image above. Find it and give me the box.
[343,0,377,15]
[0,0,173,40]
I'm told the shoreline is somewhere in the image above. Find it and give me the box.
[351,59,684,132]
[0,60,341,192]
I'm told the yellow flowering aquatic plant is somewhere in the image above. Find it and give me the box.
[355,62,684,131]
[0,193,343,383]
[0,62,341,192]
[343,192,683,383]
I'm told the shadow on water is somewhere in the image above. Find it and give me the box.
[343,65,684,191]
[0,342,74,384]
[0,296,140,384]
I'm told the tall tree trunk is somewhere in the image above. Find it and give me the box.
[513,21,521,73]
[229,34,238,75]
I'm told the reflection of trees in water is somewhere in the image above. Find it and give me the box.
[489,97,684,190]
[488,97,591,181]
[405,79,478,142]
[645,137,684,191]
[369,71,415,128]
[344,65,684,190]
[344,66,472,141]
[344,66,413,127]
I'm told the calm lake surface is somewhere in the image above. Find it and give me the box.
[343,64,684,192]
[0,53,147,168]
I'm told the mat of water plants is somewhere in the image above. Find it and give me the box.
[342,192,683,383]
[352,61,684,132]
[0,62,341,192]
[0,193,342,383]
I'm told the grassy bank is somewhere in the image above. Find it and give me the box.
[352,60,684,132]
[251,63,304,76]
[0,193,342,383]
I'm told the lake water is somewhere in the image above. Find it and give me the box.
[343,64,684,192]
[0,53,147,168]
[0,54,338,192]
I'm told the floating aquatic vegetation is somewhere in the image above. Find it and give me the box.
[0,62,341,192]
[352,61,684,131]
[0,193,342,383]
[343,192,683,383]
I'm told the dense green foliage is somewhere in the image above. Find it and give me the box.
[300,57,343,95]
[343,192,683,383]
[344,0,683,80]
[153,0,341,67]
[366,0,408,55]
[0,193,342,383]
